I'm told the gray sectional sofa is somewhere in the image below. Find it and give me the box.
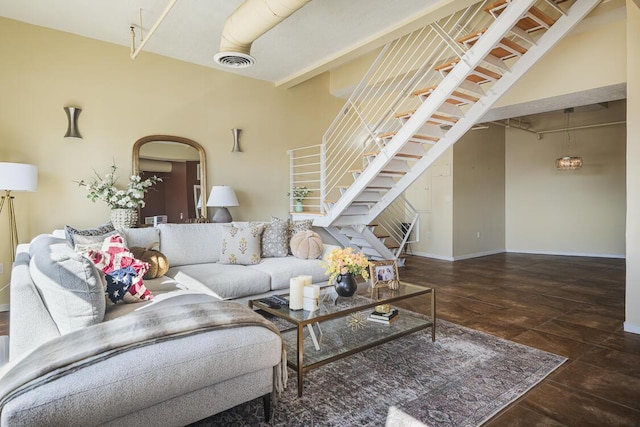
[1,222,338,426]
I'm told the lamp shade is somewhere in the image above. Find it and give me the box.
[206,186,239,207]
[0,162,38,192]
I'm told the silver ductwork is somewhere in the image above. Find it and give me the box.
[214,0,311,68]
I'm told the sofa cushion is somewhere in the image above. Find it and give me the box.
[219,223,264,265]
[73,231,126,253]
[248,256,330,291]
[121,227,161,250]
[290,230,324,259]
[165,263,271,299]
[158,223,223,267]
[261,218,289,258]
[64,221,115,247]
[28,235,106,335]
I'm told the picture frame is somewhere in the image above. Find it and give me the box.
[369,260,400,291]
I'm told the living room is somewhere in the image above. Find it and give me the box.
[0,0,639,425]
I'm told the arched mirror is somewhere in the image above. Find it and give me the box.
[132,135,207,224]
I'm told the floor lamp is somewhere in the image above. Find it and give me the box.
[0,163,38,262]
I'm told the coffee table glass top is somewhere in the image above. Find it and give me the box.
[256,281,431,325]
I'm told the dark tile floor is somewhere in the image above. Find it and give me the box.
[395,253,640,426]
[1,253,638,426]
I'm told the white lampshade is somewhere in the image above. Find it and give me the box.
[206,186,239,208]
[0,162,38,192]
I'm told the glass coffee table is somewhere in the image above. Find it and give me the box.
[249,281,436,396]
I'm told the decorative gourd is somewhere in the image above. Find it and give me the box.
[130,244,169,279]
[290,230,323,260]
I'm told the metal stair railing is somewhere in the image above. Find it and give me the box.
[287,144,324,214]
[320,1,495,205]
[373,195,419,258]
[289,1,496,217]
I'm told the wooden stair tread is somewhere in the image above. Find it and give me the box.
[379,131,439,143]
[458,29,528,60]
[337,185,389,192]
[394,110,459,126]
[289,210,324,216]
[364,151,423,160]
[484,1,556,32]
[412,86,479,104]
[434,59,502,82]
[348,168,405,176]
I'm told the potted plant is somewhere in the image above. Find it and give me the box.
[288,186,311,212]
[78,163,161,228]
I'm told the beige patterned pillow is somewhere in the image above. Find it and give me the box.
[220,223,265,265]
[262,217,289,257]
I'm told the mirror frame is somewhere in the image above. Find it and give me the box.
[132,135,208,219]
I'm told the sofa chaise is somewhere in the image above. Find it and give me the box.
[1,221,338,426]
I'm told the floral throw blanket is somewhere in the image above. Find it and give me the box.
[0,301,287,411]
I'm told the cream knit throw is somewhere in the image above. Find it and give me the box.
[0,301,287,410]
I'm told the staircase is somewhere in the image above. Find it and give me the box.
[289,0,601,263]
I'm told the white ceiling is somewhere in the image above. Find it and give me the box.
[0,0,446,86]
[0,0,627,120]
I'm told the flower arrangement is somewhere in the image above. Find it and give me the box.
[77,163,161,209]
[323,247,371,283]
[288,186,312,203]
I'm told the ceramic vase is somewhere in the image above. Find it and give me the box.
[294,201,304,212]
[110,209,138,229]
[335,273,358,297]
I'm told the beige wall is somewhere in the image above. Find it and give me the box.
[453,124,505,259]
[625,1,640,332]
[406,149,453,259]
[0,18,343,307]
[505,102,626,257]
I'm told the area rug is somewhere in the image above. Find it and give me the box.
[192,318,565,427]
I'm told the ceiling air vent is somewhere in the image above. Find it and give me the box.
[214,52,255,68]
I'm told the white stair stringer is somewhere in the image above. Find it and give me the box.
[322,0,601,228]
[324,225,397,262]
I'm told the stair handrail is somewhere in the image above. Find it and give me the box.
[320,1,493,213]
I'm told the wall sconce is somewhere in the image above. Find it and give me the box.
[64,106,82,138]
[232,128,242,152]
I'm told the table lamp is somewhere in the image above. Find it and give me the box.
[0,162,38,262]
[206,185,239,223]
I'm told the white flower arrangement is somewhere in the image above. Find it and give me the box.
[78,163,161,209]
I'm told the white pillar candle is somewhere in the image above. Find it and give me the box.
[289,277,305,310]
[299,275,313,286]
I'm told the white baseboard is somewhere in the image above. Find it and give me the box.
[0,305,9,312]
[410,251,454,261]
[453,249,505,261]
[624,322,640,335]
[406,249,623,262]
[410,249,505,261]
[505,249,625,259]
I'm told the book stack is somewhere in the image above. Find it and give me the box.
[367,308,399,324]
